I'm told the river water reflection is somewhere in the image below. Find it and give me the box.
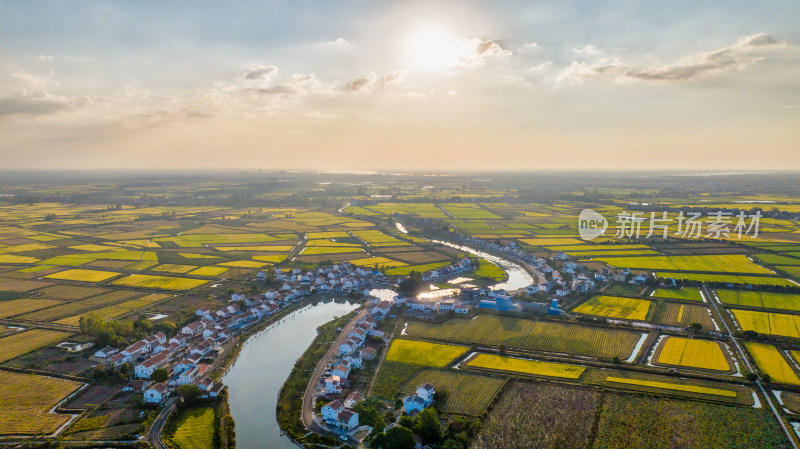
[223,299,360,449]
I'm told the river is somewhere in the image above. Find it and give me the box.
[224,236,531,447]
[431,240,533,291]
[222,299,360,449]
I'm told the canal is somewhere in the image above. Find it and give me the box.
[223,299,360,449]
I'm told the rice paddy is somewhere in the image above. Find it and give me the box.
[731,309,800,338]
[385,339,468,367]
[653,337,731,372]
[745,342,800,385]
[112,274,208,290]
[573,295,652,321]
[465,353,585,379]
[44,269,121,283]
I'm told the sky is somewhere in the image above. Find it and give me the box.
[0,0,798,171]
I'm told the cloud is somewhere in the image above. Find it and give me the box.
[0,91,89,116]
[247,84,300,96]
[456,38,513,67]
[314,38,355,50]
[343,73,376,92]
[522,42,541,51]
[243,65,277,80]
[573,44,602,55]
[530,61,553,72]
[616,33,787,82]
[381,71,407,89]
[558,33,790,84]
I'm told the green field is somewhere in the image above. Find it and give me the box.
[384,262,449,276]
[385,339,467,367]
[400,369,506,416]
[405,315,642,359]
[371,361,425,399]
[650,287,704,302]
[655,272,796,287]
[592,394,790,449]
[473,259,507,281]
[716,289,800,311]
[755,254,800,266]
[573,295,652,321]
[590,254,773,274]
[169,407,215,449]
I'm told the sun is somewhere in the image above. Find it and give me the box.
[406,25,460,69]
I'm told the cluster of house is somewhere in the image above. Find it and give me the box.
[318,300,395,432]
[421,257,475,282]
[321,394,362,433]
[270,261,389,297]
[403,383,435,415]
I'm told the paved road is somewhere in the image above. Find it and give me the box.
[148,397,176,449]
[702,286,798,449]
[301,308,368,431]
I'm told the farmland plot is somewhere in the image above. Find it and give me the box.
[465,353,585,379]
[591,254,774,274]
[371,361,424,399]
[652,337,732,372]
[592,394,790,449]
[400,369,506,415]
[656,303,716,330]
[0,298,61,318]
[471,383,598,449]
[405,315,642,359]
[717,289,800,312]
[731,309,800,338]
[573,295,652,321]
[17,290,141,322]
[112,274,208,290]
[745,342,800,385]
[45,269,121,283]
[0,371,83,435]
[655,272,796,286]
[650,287,704,302]
[385,339,467,367]
[0,329,73,362]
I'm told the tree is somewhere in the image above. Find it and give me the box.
[151,368,168,383]
[177,385,202,406]
[689,322,702,333]
[498,345,506,355]
[384,425,415,449]
[612,356,621,364]
[414,408,443,444]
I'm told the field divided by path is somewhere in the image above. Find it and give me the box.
[405,315,643,359]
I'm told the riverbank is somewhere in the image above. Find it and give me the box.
[276,311,359,447]
[222,299,361,449]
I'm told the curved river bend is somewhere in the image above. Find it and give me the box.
[223,239,532,447]
[222,299,360,449]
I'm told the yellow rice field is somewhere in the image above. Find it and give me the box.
[466,353,585,379]
[573,295,652,321]
[731,309,800,338]
[745,342,800,385]
[112,274,208,291]
[605,376,738,397]
[44,269,120,283]
[654,337,731,372]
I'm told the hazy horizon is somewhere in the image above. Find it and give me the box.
[1,0,798,170]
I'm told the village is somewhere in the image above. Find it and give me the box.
[91,238,656,447]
